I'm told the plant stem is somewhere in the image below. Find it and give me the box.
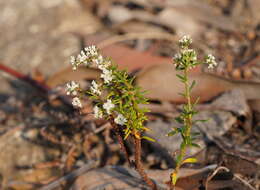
[110,118,132,167]
[133,134,157,190]
[184,68,192,137]
[170,68,193,187]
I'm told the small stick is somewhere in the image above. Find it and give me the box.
[39,160,98,190]
[205,166,229,190]
[98,32,177,49]
[0,63,49,92]
[0,63,74,109]
[234,174,257,190]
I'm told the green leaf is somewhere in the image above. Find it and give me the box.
[171,171,178,185]
[194,119,208,124]
[124,130,131,140]
[191,143,201,148]
[192,97,200,107]
[167,129,178,136]
[176,154,182,165]
[175,117,183,124]
[191,132,201,136]
[189,80,196,91]
[180,141,186,150]
[178,92,185,97]
[181,157,197,164]
[176,74,186,82]
[142,136,156,142]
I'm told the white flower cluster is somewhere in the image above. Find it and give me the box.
[72,97,82,108]
[94,99,127,125]
[114,114,127,125]
[94,106,103,118]
[65,81,82,108]
[90,80,101,95]
[173,48,197,68]
[85,45,98,57]
[206,54,217,69]
[103,99,115,114]
[67,45,127,125]
[182,49,197,61]
[66,81,79,96]
[101,69,113,83]
[70,45,114,84]
[179,35,192,48]
[70,46,98,70]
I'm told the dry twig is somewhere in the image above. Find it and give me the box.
[39,160,98,190]
[205,166,230,190]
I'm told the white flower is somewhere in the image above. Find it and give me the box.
[98,64,107,71]
[97,59,111,72]
[93,106,103,118]
[93,55,104,66]
[70,45,98,71]
[179,35,192,47]
[101,68,114,83]
[70,56,77,70]
[206,54,217,69]
[76,50,89,66]
[66,81,79,96]
[180,49,197,62]
[114,114,127,125]
[85,45,98,57]
[90,80,101,95]
[103,99,115,114]
[72,97,82,108]
[173,53,181,60]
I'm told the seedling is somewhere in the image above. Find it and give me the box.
[168,35,217,188]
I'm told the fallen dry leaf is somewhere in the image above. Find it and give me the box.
[136,64,260,103]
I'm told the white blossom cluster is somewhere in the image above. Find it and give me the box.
[94,105,103,118]
[173,48,197,68]
[65,81,82,108]
[70,45,98,70]
[182,49,197,61]
[179,35,192,48]
[66,81,79,96]
[66,45,127,126]
[72,97,82,108]
[173,36,197,69]
[206,54,217,69]
[114,114,128,125]
[90,80,101,95]
[103,99,115,114]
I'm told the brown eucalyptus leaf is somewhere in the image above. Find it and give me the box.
[136,64,260,103]
[46,44,171,87]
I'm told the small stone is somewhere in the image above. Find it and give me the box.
[243,68,253,79]
[247,31,256,40]
[231,68,242,80]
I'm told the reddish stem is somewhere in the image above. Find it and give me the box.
[109,118,132,166]
[134,135,157,190]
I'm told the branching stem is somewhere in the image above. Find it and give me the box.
[109,118,132,166]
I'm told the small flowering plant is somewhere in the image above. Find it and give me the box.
[65,36,216,190]
[169,35,217,187]
[66,46,157,190]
